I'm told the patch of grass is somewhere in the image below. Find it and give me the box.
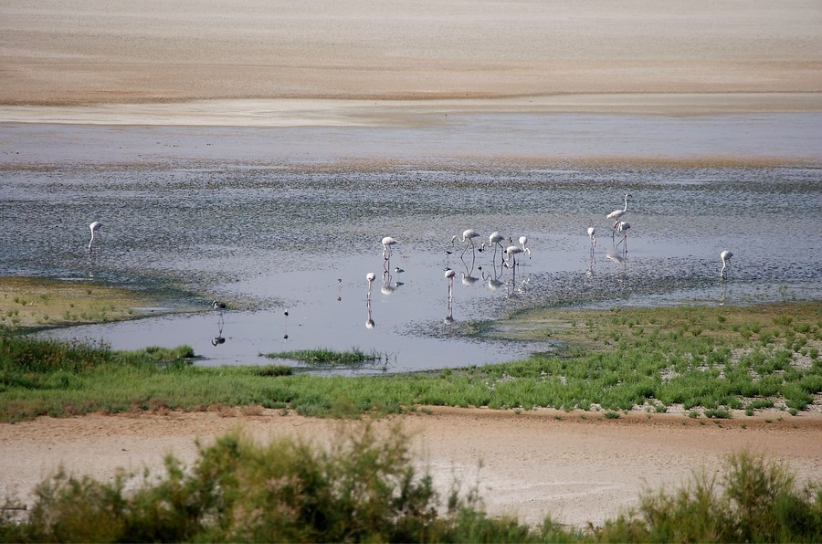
[264,348,383,366]
[2,302,821,422]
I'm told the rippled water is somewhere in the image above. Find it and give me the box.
[2,126,821,373]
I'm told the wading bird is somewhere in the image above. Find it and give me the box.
[482,231,505,262]
[451,229,481,259]
[587,226,596,248]
[366,272,376,299]
[720,250,733,280]
[614,221,630,248]
[503,245,530,269]
[518,236,530,254]
[607,193,632,222]
[212,300,226,310]
[88,221,102,249]
[381,236,398,260]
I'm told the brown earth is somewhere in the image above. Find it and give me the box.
[2,407,821,528]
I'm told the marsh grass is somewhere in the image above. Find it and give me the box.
[1,302,820,422]
[264,348,384,366]
[1,429,819,543]
[0,277,200,331]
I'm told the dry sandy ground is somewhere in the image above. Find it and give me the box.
[2,408,821,528]
[1,0,821,120]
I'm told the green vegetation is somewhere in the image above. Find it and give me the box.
[1,302,820,422]
[265,348,385,366]
[1,427,819,543]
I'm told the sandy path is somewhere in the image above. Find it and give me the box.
[2,409,821,528]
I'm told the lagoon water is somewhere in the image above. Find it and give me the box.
[2,116,821,373]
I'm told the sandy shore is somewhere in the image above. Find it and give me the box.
[1,0,821,121]
[2,408,821,529]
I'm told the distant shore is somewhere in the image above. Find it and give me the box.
[2,0,821,115]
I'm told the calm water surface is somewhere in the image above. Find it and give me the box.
[2,125,821,373]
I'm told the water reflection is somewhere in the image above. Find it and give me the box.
[211,311,226,346]
[365,297,375,329]
[482,262,505,292]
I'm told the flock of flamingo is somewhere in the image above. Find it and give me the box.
[84,192,734,330]
[363,192,734,304]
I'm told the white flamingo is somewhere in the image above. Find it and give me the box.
[587,226,596,248]
[483,231,505,261]
[720,250,733,280]
[503,245,530,268]
[88,221,102,249]
[381,236,398,260]
[518,236,531,257]
[451,229,481,258]
[607,193,632,221]
[366,272,376,298]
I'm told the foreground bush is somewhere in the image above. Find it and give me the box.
[1,426,820,543]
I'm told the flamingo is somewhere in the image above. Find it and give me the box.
[381,236,398,260]
[614,221,630,247]
[518,236,531,258]
[720,250,733,280]
[443,268,457,296]
[607,193,632,222]
[88,221,102,249]
[503,245,530,269]
[451,229,481,259]
[587,226,596,248]
[366,272,376,299]
[483,231,505,262]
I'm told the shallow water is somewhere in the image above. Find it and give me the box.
[2,122,821,373]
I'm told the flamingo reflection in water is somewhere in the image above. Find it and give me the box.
[211,300,226,346]
[365,297,375,329]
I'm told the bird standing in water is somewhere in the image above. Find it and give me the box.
[88,221,102,249]
[587,226,596,248]
[381,237,398,260]
[451,229,481,259]
[614,221,630,248]
[607,194,632,221]
[720,250,733,280]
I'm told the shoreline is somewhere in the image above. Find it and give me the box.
[3,93,822,128]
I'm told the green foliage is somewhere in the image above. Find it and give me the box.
[595,450,822,543]
[265,348,383,366]
[2,436,819,543]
